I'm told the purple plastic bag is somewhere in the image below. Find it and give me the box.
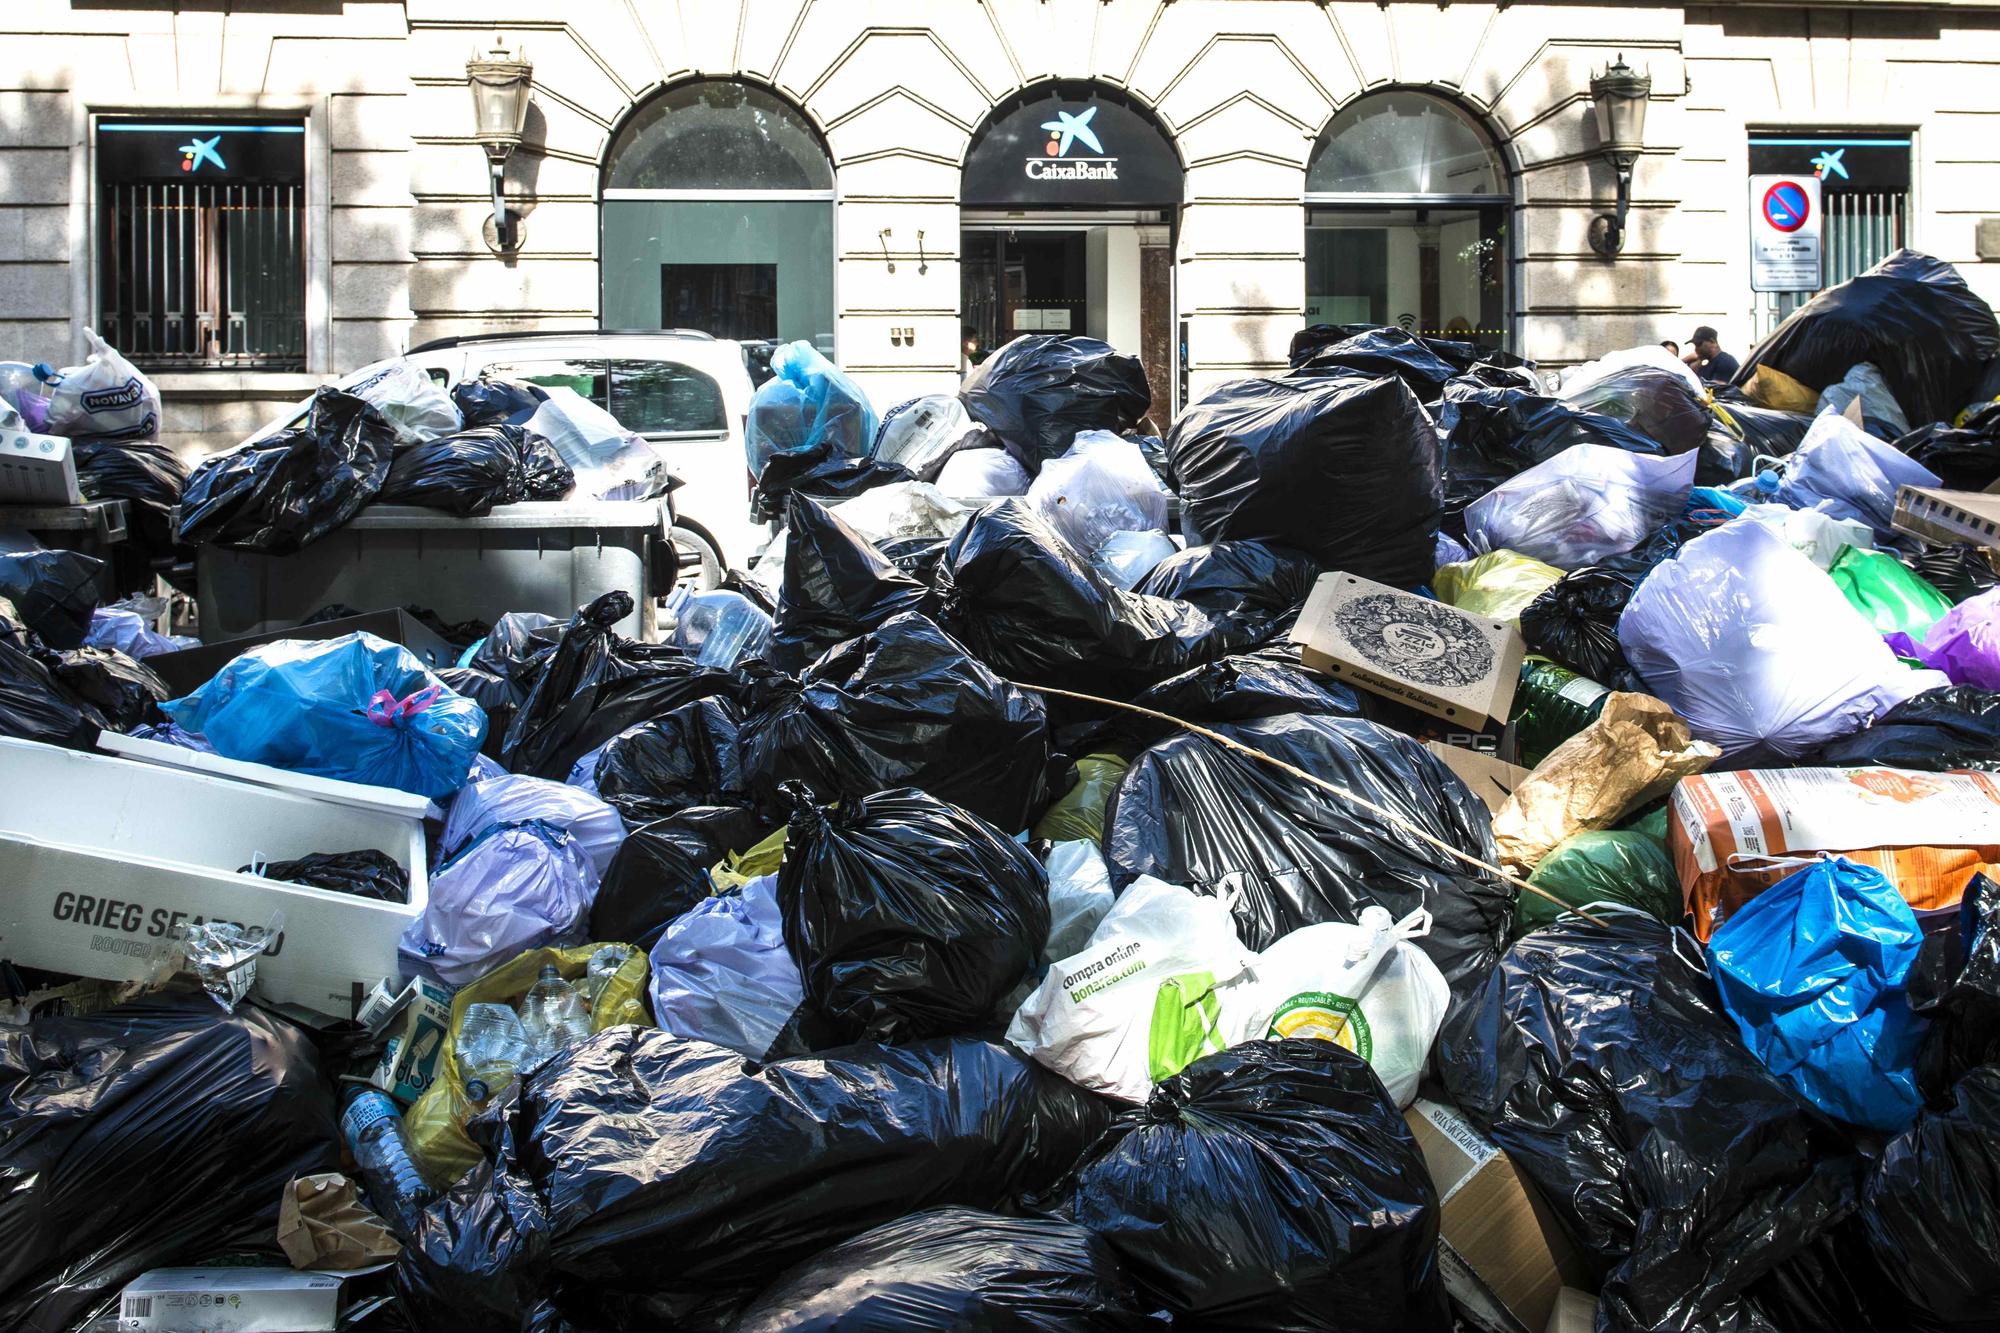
[1887,587,2000,690]
[401,821,594,987]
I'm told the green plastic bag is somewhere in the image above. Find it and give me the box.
[1032,753,1130,845]
[1829,544,1953,640]
[1520,830,1681,934]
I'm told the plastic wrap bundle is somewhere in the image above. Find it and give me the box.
[1733,250,2000,428]
[959,335,1151,473]
[1167,371,1440,589]
[176,388,396,555]
[1026,431,1172,562]
[1464,445,1697,570]
[335,360,462,443]
[1561,363,1714,452]
[1619,520,1945,759]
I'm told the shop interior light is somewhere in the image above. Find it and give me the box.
[1588,53,1651,257]
[467,35,533,252]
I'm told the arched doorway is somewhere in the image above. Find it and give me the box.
[600,79,836,352]
[1304,90,1512,348]
[960,82,1184,420]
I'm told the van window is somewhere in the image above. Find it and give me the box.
[480,358,609,406]
[609,359,727,434]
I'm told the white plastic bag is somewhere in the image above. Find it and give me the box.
[872,393,973,473]
[1775,410,1939,541]
[40,329,161,442]
[1815,363,1911,438]
[1733,503,1875,571]
[647,875,809,1061]
[336,360,461,444]
[84,606,195,658]
[1091,529,1177,590]
[1041,840,1118,963]
[1466,444,1697,570]
[934,447,1031,500]
[1557,343,1705,399]
[1006,875,1253,1103]
[1618,519,1947,759]
[525,387,662,499]
[1027,431,1171,561]
[826,479,969,544]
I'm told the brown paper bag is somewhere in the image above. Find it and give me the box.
[1493,693,1719,874]
[276,1173,402,1269]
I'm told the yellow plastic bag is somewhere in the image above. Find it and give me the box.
[405,943,651,1189]
[710,824,787,890]
[1742,364,1818,414]
[1433,550,1564,624]
[1032,754,1131,845]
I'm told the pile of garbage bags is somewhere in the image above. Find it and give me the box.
[13,259,2000,1332]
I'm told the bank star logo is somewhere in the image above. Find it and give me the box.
[1041,107,1103,157]
[179,135,225,173]
[1811,148,1848,181]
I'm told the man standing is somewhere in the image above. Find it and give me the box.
[1683,326,1740,384]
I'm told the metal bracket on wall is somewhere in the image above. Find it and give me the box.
[878,228,896,274]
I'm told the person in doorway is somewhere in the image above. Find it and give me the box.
[1682,326,1740,383]
[1660,339,1681,357]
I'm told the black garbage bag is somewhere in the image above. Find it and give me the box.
[71,439,188,588]
[588,805,768,952]
[1895,405,2000,491]
[741,613,1050,833]
[1105,712,1511,1000]
[1167,372,1440,589]
[1813,686,2000,771]
[1735,249,2000,427]
[752,440,912,523]
[1563,365,1714,452]
[1288,323,1523,377]
[593,696,748,826]
[394,1029,1111,1331]
[731,1207,1163,1333]
[959,334,1152,473]
[437,664,518,757]
[877,533,949,581]
[1917,544,2000,604]
[1697,419,1760,485]
[1064,1040,1449,1333]
[245,848,410,903]
[1519,569,1637,682]
[0,548,102,649]
[1436,915,1868,1333]
[1286,325,1459,401]
[935,499,1263,695]
[779,782,1049,1043]
[452,374,546,427]
[769,495,930,673]
[1712,396,1814,458]
[471,610,564,677]
[1435,380,1669,517]
[47,645,169,731]
[1906,872,2000,1107]
[379,424,574,516]
[1131,643,1361,733]
[0,599,101,749]
[0,990,340,1333]
[176,387,396,554]
[1133,539,1322,618]
[1852,1067,2000,1332]
[500,591,751,779]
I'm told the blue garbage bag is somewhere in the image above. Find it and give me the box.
[745,341,878,478]
[1707,855,1927,1132]
[400,819,594,987]
[161,631,486,799]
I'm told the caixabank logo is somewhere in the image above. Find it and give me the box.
[1026,107,1118,182]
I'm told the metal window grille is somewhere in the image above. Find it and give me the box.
[98,180,306,370]
[1756,190,1907,338]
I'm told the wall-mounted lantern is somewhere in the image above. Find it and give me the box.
[467,35,533,251]
[1587,53,1651,257]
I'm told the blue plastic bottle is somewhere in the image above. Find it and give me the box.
[340,1088,434,1236]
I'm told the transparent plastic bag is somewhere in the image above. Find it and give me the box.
[746,341,878,477]
[1090,529,1177,590]
[871,393,974,473]
[934,447,1032,500]
[39,328,161,442]
[1817,362,1912,437]
[523,388,664,499]
[1775,409,1940,541]
[1466,444,1698,570]
[335,360,461,444]
[823,479,969,544]
[1027,431,1171,562]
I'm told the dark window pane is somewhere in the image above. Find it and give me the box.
[609,360,727,434]
[604,80,832,191]
[659,264,777,341]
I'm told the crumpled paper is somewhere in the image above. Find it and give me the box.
[277,1173,402,1269]
[1494,692,1720,874]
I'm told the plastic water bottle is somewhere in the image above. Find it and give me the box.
[577,943,636,1010]
[666,587,773,669]
[340,1088,433,1237]
[519,965,592,1064]
[457,1002,530,1105]
[1724,469,1781,502]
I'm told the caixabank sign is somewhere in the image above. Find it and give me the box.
[962,84,1182,209]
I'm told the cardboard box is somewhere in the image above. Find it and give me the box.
[117,1266,389,1332]
[1406,1098,1585,1333]
[365,975,454,1102]
[0,426,82,504]
[1545,1288,1596,1333]
[150,608,458,696]
[1893,485,2000,549]
[0,736,428,1016]
[1291,573,1525,728]
[1425,741,1532,814]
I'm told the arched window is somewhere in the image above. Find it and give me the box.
[1303,90,1511,347]
[601,80,834,350]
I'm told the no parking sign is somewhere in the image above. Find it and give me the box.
[1749,173,1823,292]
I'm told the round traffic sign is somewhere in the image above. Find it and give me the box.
[1762,180,1811,233]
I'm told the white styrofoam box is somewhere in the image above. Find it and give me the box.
[97,731,442,822]
[0,737,427,1015]
[0,426,82,504]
